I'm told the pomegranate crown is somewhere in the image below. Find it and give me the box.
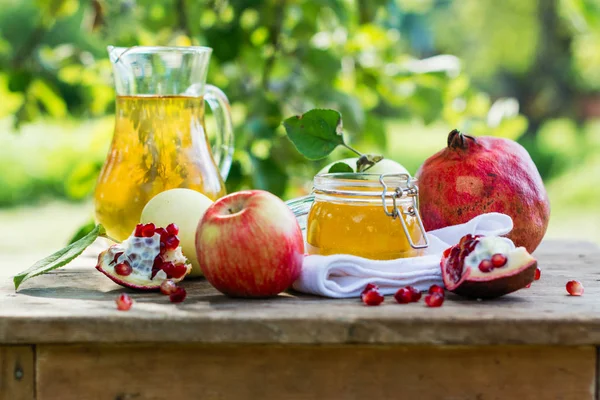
[447,129,477,150]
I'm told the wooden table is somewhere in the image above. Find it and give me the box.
[1,239,599,399]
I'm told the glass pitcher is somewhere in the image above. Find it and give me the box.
[94,46,234,241]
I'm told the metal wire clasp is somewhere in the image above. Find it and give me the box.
[379,173,429,249]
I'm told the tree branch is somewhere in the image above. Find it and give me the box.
[261,1,286,91]
[176,0,192,37]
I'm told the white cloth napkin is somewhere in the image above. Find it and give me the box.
[292,213,514,298]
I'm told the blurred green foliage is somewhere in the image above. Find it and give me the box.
[0,0,599,207]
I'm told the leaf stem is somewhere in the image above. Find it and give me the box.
[100,233,120,243]
[342,143,363,157]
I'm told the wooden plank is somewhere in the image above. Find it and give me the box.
[1,240,600,346]
[0,346,35,400]
[36,344,596,400]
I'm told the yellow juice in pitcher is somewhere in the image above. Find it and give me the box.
[94,96,227,241]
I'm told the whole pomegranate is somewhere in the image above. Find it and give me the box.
[415,130,550,253]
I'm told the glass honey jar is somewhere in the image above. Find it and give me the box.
[287,173,429,260]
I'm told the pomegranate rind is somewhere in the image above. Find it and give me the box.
[441,239,538,299]
[447,259,537,299]
[96,259,159,290]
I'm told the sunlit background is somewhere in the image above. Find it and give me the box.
[1,0,599,266]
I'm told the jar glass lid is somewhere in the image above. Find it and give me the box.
[313,172,416,197]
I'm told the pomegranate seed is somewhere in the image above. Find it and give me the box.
[478,259,494,273]
[406,285,422,302]
[525,283,532,288]
[362,289,384,306]
[151,256,164,279]
[116,294,133,311]
[153,255,164,268]
[535,268,541,281]
[114,262,132,276]
[111,251,124,265]
[170,263,188,279]
[491,253,507,268]
[161,261,175,278]
[424,293,444,307]
[428,285,445,296]
[155,227,168,240]
[169,287,187,303]
[134,224,145,237]
[160,280,178,295]
[361,283,379,296]
[394,287,413,304]
[566,280,584,296]
[163,234,180,250]
[166,223,179,235]
[141,223,156,237]
[443,247,451,258]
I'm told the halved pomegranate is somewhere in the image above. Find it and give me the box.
[441,234,537,299]
[96,223,192,291]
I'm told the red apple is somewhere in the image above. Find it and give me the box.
[195,190,304,297]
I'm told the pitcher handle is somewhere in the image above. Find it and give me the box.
[204,84,234,180]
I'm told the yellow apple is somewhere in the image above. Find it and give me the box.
[140,188,213,276]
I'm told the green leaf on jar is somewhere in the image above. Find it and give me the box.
[283,109,345,160]
[328,162,354,173]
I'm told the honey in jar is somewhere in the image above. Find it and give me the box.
[306,173,427,260]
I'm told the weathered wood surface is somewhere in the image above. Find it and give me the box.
[0,239,599,345]
[36,344,596,400]
[0,346,34,400]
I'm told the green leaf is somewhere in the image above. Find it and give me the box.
[14,224,105,291]
[357,154,384,172]
[328,162,354,173]
[67,219,97,245]
[283,109,345,160]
